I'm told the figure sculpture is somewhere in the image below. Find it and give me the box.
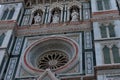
[34,13,41,24]
[52,11,60,23]
[71,9,79,21]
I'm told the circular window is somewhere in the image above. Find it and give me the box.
[22,36,78,74]
[37,50,69,70]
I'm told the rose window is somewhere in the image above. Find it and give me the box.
[22,36,78,74]
[37,50,69,70]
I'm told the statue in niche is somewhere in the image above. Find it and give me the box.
[52,11,60,23]
[34,13,41,24]
[71,9,79,22]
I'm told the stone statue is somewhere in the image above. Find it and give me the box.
[71,9,79,22]
[52,11,60,23]
[34,13,41,24]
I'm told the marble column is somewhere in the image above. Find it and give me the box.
[45,7,49,24]
[42,11,45,24]
[64,5,67,22]
[29,13,34,25]
[79,8,82,21]
[60,10,63,22]
[48,11,52,23]
[67,9,70,21]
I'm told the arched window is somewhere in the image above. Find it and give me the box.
[7,8,15,20]
[103,46,111,64]
[112,45,120,63]
[0,33,5,46]
[1,8,9,20]
[96,0,110,10]
[108,23,115,37]
[100,24,107,38]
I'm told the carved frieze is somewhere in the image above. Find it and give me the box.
[17,21,92,36]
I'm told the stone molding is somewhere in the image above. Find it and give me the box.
[17,21,92,36]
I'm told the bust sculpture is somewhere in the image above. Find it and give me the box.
[34,13,41,24]
[52,11,60,23]
[71,9,79,22]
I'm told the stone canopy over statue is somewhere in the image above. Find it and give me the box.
[52,11,60,23]
[34,13,41,24]
[71,9,79,22]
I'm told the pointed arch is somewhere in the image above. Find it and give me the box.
[108,23,115,37]
[103,45,111,64]
[1,8,9,20]
[112,45,120,63]
[100,24,107,38]
[0,33,5,46]
[7,8,15,19]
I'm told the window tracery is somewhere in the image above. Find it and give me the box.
[37,50,69,70]
[1,5,15,20]
[100,23,116,38]
[96,0,111,10]
[102,44,120,64]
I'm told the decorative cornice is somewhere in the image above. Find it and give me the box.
[94,64,120,79]
[91,10,120,22]
[17,21,92,36]
[0,20,17,30]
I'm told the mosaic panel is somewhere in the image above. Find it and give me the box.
[4,58,18,80]
[12,37,24,55]
[84,31,92,49]
[85,52,94,74]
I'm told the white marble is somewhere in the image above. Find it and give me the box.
[93,22,101,40]
[52,11,60,23]
[2,30,13,48]
[34,13,42,24]
[12,3,23,20]
[95,43,103,66]
[114,20,120,38]
[71,10,79,22]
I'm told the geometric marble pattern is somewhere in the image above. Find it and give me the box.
[4,58,18,80]
[85,52,93,74]
[84,31,92,49]
[12,37,24,55]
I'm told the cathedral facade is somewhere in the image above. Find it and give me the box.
[0,0,120,80]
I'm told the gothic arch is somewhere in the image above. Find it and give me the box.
[32,5,45,14]
[67,1,81,10]
[69,5,80,13]
[33,9,43,15]
[51,7,61,14]
[49,2,63,11]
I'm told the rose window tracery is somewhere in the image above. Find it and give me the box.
[37,50,69,70]
[22,36,78,74]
